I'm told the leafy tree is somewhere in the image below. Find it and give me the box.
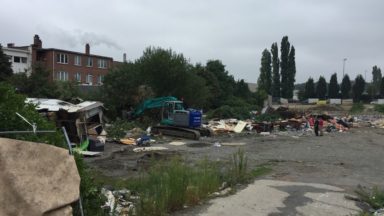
[205,59,236,107]
[27,64,58,98]
[257,49,272,94]
[304,77,316,99]
[352,75,366,102]
[380,77,384,98]
[235,79,251,99]
[372,65,382,96]
[341,74,351,99]
[328,73,339,98]
[0,44,13,81]
[286,46,296,98]
[136,47,210,109]
[193,63,219,108]
[280,36,290,98]
[55,81,80,101]
[316,76,327,99]
[271,42,280,97]
[0,83,64,145]
[102,62,142,118]
[381,77,384,97]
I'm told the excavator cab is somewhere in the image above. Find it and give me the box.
[161,101,185,125]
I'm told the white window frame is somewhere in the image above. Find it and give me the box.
[13,56,21,63]
[21,57,27,63]
[98,59,108,68]
[74,72,81,82]
[56,71,68,81]
[57,53,68,64]
[98,75,104,84]
[87,57,93,67]
[74,56,81,66]
[86,74,93,84]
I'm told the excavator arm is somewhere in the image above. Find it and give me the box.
[132,96,178,118]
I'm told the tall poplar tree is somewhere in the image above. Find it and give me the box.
[372,65,382,96]
[287,46,296,98]
[341,74,351,99]
[316,76,327,99]
[280,36,290,98]
[304,77,315,99]
[352,75,365,102]
[328,73,339,98]
[257,49,272,94]
[271,43,280,97]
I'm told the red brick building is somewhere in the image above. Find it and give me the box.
[31,35,114,85]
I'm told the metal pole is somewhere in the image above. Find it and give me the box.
[0,130,56,134]
[342,58,347,78]
[61,127,84,216]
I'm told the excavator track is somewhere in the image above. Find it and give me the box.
[151,125,201,140]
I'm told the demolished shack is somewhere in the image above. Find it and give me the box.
[26,98,106,151]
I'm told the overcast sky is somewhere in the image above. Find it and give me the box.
[1,0,383,83]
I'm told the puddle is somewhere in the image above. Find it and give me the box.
[186,142,211,148]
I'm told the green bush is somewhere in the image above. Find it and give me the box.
[374,104,384,113]
[350,102,364,113]
[0,83,104,215]
[106,119,138,139]
[207,105,253,120]
[355,185,384,210]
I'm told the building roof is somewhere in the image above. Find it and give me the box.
[36,48,113,60]
[26,98,104,113]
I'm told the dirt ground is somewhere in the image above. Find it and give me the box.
[85,126,384,214]
[86,126,384,192]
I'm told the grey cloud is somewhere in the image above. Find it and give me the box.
[1,0,384,83]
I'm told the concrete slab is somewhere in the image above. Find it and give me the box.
[198,180,361,216]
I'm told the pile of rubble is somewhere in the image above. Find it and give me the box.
[204,106,384,137]
[101,188,139,215]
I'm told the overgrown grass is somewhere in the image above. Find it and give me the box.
[350,102,365,113]
[374,104,384,113]
[135,157,223,215]
[94,149,271,216]
[227,149,249,185]
[106,119,140,139]
[355,185,384,211]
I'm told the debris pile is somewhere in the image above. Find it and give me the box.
[204,106,384,137]
[101,188,137,215]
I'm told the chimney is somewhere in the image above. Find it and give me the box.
[85,43,90,55]
[33,34,42,48]
[7,43,14,48]
[123,53,127,63]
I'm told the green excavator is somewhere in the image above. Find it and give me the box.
[132,96,212,139]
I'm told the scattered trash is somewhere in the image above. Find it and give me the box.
[101,187,137,215]
[260,132,271,136]
[374,208,384,216]
[119,138,136,145]
[234,120,247,133]
[133,147,168,153]
[213,141,222,147]
[136,135,152,146]
[221,142,246,146]
[169,141,186,146]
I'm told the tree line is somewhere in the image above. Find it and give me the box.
[301,66,383,102]
[257,36,296,99]
[0,44,265,119]
[101,47,264,118]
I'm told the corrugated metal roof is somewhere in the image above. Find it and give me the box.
[26,98,103,113]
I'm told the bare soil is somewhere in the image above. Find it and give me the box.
[85,126,384,195]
